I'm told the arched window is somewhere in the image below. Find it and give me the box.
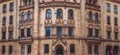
[68,9,74,19]
[27,11,31,20]
[2,17,6,26]
[95,13,98,21]
[46,9,52,19]
[9,15,13,24]
[88,11,92,20]
[21,12,25,20]
[56,9,63,19]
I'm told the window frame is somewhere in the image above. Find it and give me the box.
[21,29,25,37]
[106,3,110,12]
[68,27,74,36]
[114,17,118,26]
[27,45,31,53]
[68,9,74,19]
[94,45,99,54]
[46,9,52,19]
[10,2,14,11]
[9,45,13,54]
[9,30,13,40]
[107,16,111,25]
[88,45,92,54]
[45,27,51,36]
[70,44,75,53]
[56,9,63,19]
[2,17,6,26]
[2,31,6,40]
[21,12,25,21]
[95,13,99,21]
[21,45,25,54]
[9,15,13,24]
[27,11,31,20]
[44,44,49,53]
[107,31,111,39]
[27,28,31,37]
[114,5,117,13]
[88,11,92,20]
[114,32,118,40]
[3,4,7,13]
[88,28,93,37]
[57,27,62,37]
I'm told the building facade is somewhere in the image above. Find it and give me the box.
[0,0,120,55]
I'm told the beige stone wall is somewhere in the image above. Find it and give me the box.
[0,0,120,55]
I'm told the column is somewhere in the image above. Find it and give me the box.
[33,0,39,38]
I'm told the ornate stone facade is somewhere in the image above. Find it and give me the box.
[0,0,120,55]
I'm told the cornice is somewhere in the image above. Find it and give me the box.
[107,0,120,4]
[39,2,80,8]
[0,0,11,3]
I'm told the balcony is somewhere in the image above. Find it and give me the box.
[1,26,6,32]
[39,2,80,8]
[87,19,101,28]
[87,19,94,25]
[51,34,74,39]
[114,26,119,32]
[19,19,33,23]
[18,35,33,44]
[86,36,102,44]
[45,19,52,25]
[106,25,112,31]
[19,19,33,27]
[85,3,101,11]
[45,19,75,27]
[8,25,14,31]
[19,3,34,10]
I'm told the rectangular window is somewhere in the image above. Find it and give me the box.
[107,31,111,39]
[94,45,99,54]
[3,4,7,13]
[9,31,13,40]
[45,27,51,36]
[44,44,49,53]
[10,2,14,11]
[68,27,74,36]
[23,0,27,5]
[9,16,13,24]
[70,44,75,53]
[21,45,25,54]
[114,5,117,13]
[106,3,110,12]
[27,28,31,37]
[57,27,62,36]
[114,17,118,26]
[3,17,6,26]
[95,29,99,38]
[9,46,12,54]
[2,46,5,54]
[107,16,111,25]
[88,28,93,37]
[21,29,24,37]
[2,32,6,40]
[114,32,118,40]
[88,45,92,54]
[27,45,31,53]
